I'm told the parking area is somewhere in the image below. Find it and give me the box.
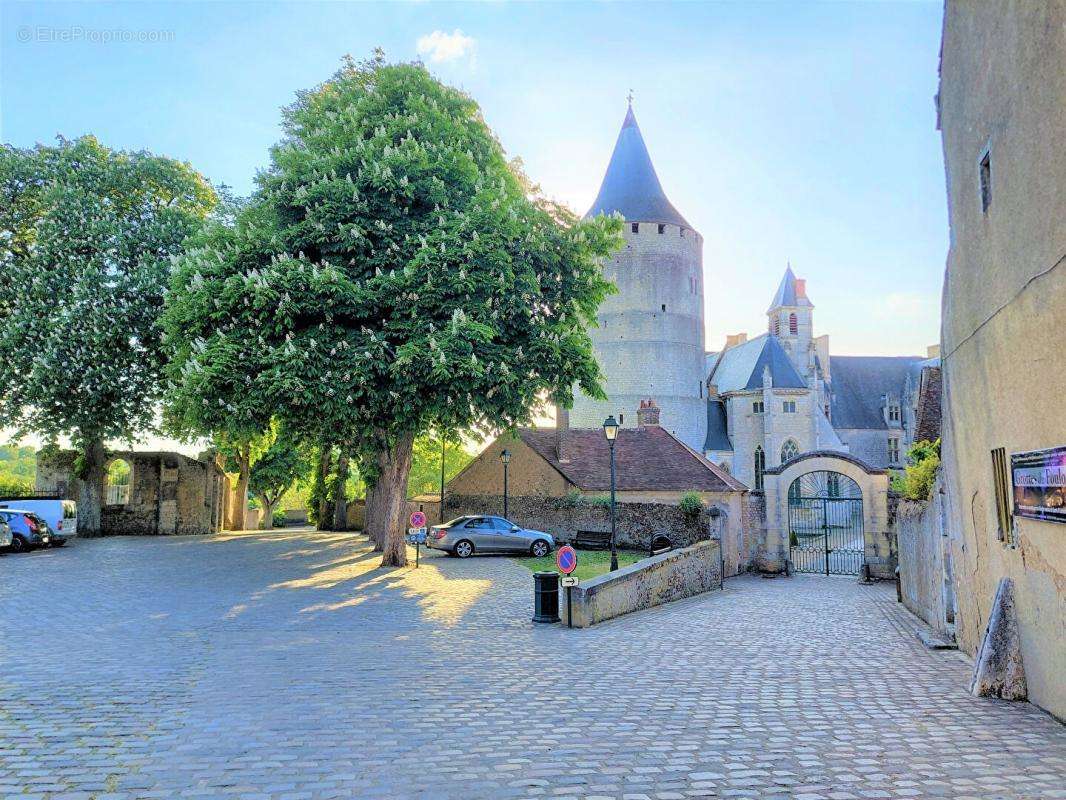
[1,530,1064,799]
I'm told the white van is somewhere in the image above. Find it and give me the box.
[0,498,77,545]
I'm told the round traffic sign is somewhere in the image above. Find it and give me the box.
[556,545,578,575]
[410,510,427,528]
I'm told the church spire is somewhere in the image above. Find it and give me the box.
[585,103,691,228]
[768,264,813,313]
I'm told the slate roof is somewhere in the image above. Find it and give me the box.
[914,365,943,442]
[517,426,747,493]
[709,334,806,393]
[704,399,732,452]
[768,266,813,312]
[828,355,925,429]
[585,104,691,228]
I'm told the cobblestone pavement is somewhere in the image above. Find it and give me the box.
[1,531,1064,800]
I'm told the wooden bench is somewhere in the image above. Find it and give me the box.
[573,530,611,550]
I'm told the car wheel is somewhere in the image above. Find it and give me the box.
[10,536,27,553]
[454,540,474,559]
[530,540,550,558]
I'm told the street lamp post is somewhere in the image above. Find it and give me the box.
[500,448,511,520]
[602,416,619,571]
[439,433,447,524]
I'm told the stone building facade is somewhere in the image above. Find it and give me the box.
[704,269,938,488]
[570,103,707,451]
[37,450,226,536]
[936,0,1066,719]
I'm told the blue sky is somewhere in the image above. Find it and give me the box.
[3,0,945,361]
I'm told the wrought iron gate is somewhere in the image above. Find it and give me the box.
[787,497,865,575]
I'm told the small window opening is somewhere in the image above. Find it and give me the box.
[657,224,665,234]
[888,437,900,464]
[979,150,992,213]
[680,228,686,238]
[754,446,766,491]
[631,222,639,233]
[699,381,703,399]
[789,313,798,335]
[773,318,781,336]
[661,304,666,312]
[618,413,624,425]
[783,400,796,413]
[752,400,764,414]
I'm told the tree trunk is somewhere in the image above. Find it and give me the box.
[366,442,393,551]
[379,431,416,567]
[363,480,383,549]
[317,446,335,531]
[78,439,107,537]
[228,442,251,531]
[332,453,350,531]
[261,499,275,530]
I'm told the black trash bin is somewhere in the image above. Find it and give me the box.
[532,571,560,623]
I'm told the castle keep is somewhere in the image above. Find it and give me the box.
[568,104,707,451]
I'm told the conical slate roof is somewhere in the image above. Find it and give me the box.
[768,266,813,312]
[585,104,691,228]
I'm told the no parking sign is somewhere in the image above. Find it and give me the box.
[556,545,577,575]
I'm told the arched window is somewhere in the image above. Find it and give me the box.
[754,446,765,491]
[106,459,131,506]
[781,439,799,464]
[789,312,798,334]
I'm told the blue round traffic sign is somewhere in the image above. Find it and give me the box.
[556,545,578,575]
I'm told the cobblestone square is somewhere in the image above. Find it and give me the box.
[1,531,1063,799]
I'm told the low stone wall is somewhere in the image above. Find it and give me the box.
[560,540,722,628]
[410,493,712,551]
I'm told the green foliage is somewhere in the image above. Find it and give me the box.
[679,491,704,518]
[563,488,584,507]
[162,53,623,467]
[249,432,308,509]
[106,458,130,485]
[0,476,33,496]
[789,530,799,548]
[891,439,941,501]
[407,431,474,497]
[584,494,613,508]
[0,444,36,490]
[0,136,216,451]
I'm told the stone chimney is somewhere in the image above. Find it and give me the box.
[725,332,748,349]
[637,398,661,428]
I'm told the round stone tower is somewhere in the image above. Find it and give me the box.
[569,103,707,451]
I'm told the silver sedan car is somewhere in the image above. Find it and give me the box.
[426,515,554,558]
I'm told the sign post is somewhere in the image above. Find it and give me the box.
[408,510,428,567]
[556,545,578,628]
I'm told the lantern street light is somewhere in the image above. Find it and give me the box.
[602,416,619,571]
[500,448,512,520]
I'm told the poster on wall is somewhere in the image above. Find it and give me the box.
[1012,445,1066,524]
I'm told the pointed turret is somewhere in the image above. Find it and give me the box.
[586,104,690,227]
[768,265,813,314]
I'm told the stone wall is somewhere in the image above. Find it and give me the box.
[560,539,722,628]
[37,450,225,536]
[896,489,955,638]
[409,493,717,553]
[938,0,1066,719]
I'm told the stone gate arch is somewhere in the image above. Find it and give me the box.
[760,451,892,578]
